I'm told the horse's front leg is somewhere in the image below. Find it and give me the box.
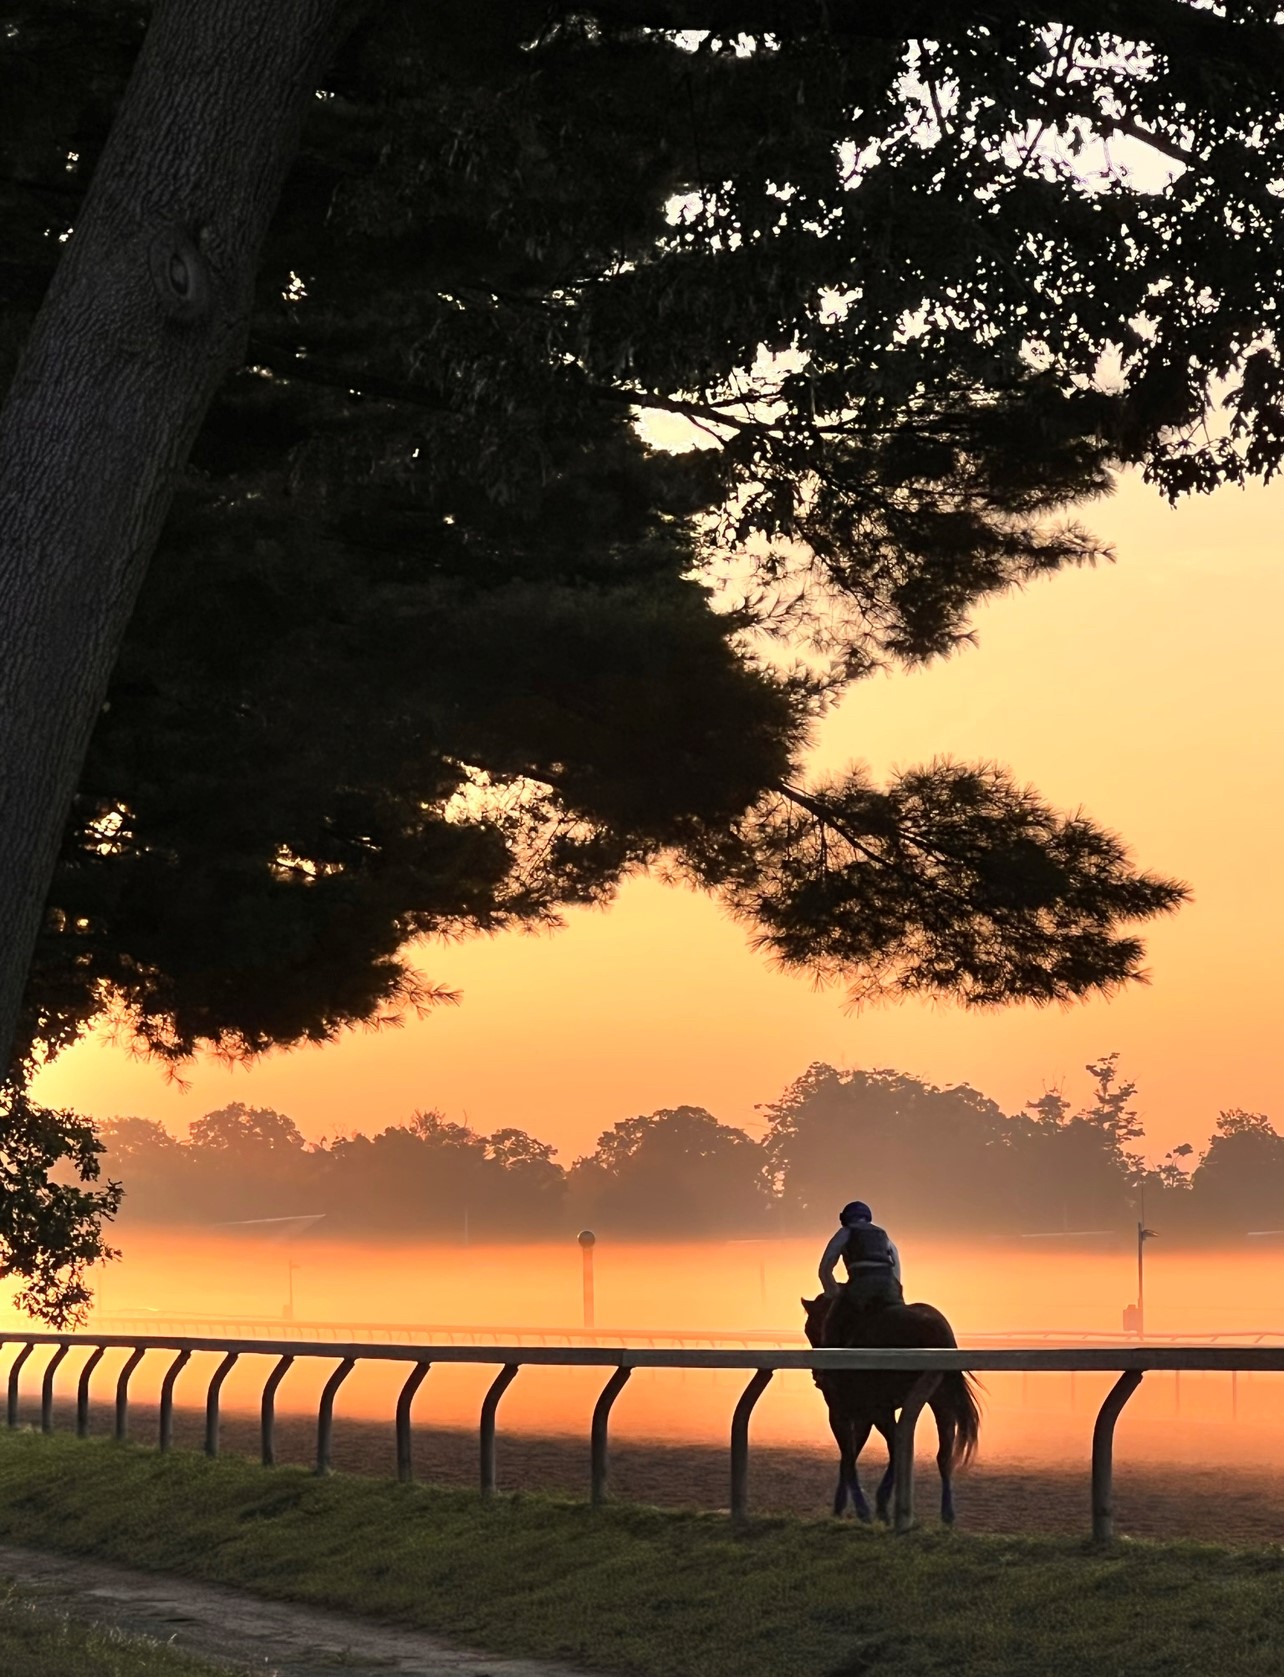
[873,1417,895,1524]
[933,1398,957,1526]
[823,1379,873,1521]
[843,1420,873,1522]
[822,1385,853,1517]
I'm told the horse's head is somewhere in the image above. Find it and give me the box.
[800,1294,827,1348]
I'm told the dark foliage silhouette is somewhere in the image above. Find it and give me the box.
[91,1057,1264,1244]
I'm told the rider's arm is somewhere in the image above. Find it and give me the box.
[818,1227,848,1296]
[887,1240,903,1284]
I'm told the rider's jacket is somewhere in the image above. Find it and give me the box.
[842,1221,896,1274]
[818,1220,902,1295]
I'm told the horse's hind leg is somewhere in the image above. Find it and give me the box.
[933,1399,957,1525]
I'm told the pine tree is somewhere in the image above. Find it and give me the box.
[21,4,1282,1079]
[7,6,1284,1314]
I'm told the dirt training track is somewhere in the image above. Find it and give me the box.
[45,1402,1284,1545]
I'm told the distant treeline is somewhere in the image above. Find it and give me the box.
[91,1055,1284,1243]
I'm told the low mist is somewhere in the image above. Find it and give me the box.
[5,1230,1282,1469]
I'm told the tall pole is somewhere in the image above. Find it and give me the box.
[1136,1182,1156,1342]
[1136,1219,1144,1341]
[578,1230,596,1331]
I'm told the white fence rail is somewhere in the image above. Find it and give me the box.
[84,1312,1284,1346]
[5,1332,1284,1540]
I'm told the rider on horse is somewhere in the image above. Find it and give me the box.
[818,1200,904,1342]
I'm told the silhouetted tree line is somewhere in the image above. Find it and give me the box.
[93,1055,1283,1245]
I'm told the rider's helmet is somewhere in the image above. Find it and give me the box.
[839,1200,872,1225]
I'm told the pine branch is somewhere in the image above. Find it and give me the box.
[775,781,892,872]
[579,0,1284,67]
[243,337,454,411]
[244,336,764,434]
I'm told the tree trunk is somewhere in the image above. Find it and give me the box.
[0,0,363,1075]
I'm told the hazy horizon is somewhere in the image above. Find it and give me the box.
[9,1230,1281,1470]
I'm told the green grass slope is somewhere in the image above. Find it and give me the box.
[0,1433,1280,1677]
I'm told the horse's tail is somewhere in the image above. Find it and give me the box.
[940,1371,983,1469]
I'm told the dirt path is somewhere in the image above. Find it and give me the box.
[0,1543,603,1677]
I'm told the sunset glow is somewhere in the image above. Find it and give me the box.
[32,470,1284,1168]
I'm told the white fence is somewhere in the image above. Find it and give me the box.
[85,1311,1284,1346]
[6,1332,1284,1540]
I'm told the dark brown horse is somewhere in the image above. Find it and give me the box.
[802,1293,981,1524]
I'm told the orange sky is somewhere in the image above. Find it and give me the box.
[33,468,1284,1166]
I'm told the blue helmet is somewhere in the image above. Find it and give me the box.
[840,1200,872,1225]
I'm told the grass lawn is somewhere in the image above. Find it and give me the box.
[0,1582,224,1677]
[0,1431,1281,1677]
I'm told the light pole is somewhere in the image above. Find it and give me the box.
[577,1229,596,1330]
[284,1260,301,1322]
[1136,1217,1156,1341]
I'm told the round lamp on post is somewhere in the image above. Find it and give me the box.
[577,1229,596,1331]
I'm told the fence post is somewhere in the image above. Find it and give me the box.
[40,1343,70,1433]
[114,1347,146,1442]
[260,1353,294,1467]
[892,1372,941,1533]
[730,1369,773,1521]
[590,1366,631,1506]
[1091,1369,1143,1542]
[316,1357,356,1475]
[204,1351,240,1457]
[158,1348,191,1451]
[76,1347,105,1438]
[480,1364,519,1495]
[395,1361,432,1484]
[7,1344,34,1428]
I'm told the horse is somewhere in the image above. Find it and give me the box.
[802,1292,981,1525]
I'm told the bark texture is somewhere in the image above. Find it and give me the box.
[0,0,361,1074]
